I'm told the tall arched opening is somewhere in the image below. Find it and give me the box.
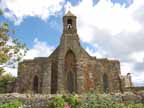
[103,74,109,93]
[65,50,77,93]
[33,75,39,93]
[51,62,58,94]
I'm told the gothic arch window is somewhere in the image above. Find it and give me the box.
[67,19,72,29]
[103,74,109,93]
[33,75,39,93]
[67,19,72,25]
[51,62,58,94]
[65,50,77,93]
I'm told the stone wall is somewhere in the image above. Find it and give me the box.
[0,93,49,108]
[16,58,48,93]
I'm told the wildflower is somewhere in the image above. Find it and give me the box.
[64,103,71,108]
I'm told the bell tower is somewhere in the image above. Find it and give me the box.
[63,11,77,33]
[60,11,80,46]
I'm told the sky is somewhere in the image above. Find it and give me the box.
[0,0,144,86]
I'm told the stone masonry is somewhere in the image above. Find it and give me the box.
[15,11,131,94]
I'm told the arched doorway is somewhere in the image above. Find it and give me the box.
[33,76,39,93]
[65,50,77,93]
[103,74,109,93]
[51,62,58,94]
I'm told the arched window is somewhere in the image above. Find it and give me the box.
[51,62,58,94]
[33,76,39,93]
[65,50,77,93]
[67,19,72,25]
[103,74,109,93]
[67,19,72,29]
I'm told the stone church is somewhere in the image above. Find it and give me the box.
[16,11,126,94]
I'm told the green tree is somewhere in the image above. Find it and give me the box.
[0,9,27,75]
[0,73,16,93]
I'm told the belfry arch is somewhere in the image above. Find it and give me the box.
[65,50,77,93]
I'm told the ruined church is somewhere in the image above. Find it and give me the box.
[16,11,127,94]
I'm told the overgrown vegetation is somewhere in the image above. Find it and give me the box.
[0,100,23,108]
[0,74,16,93]
[47,92,144,108]
[80,92,144,108]
[48,95,80,108]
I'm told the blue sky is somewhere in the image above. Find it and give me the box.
[0,0,132,48]
[1,0,144,86]
[0,11,62,48]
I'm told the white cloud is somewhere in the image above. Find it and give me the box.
[86,47,103,58]
[4,67,17,76]
[132,71,144,86]
[129,51,144,62]
[4,38,55,76]
[0,0,65,24]
[24,38,55,59]
[120,62,133,75]
[85,44,106,58]
[65,0,144,86]
[69,0,142,35]
[66,0,144,58]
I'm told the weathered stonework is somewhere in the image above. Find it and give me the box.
[15,11,130,94]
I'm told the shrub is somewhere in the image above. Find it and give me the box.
[80,92,144,108]
[48,96,65,108]
[62,95,80,108]
[26,92,144,108]
[125,102,144,108]
[21,94,144,108]
[80,92,117,108]
[0,74,16,93]
[48,95,80,108]
[0,100,23,108]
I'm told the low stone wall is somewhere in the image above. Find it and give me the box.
[110,92,144,103]
[0,93,52,108]
[0,93,143,108]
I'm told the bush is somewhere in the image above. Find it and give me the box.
[80,92,144,108]
[0,74,16,93]
[0,100,23,108]
[48,96,65,108]
[80,92,117,108]
[62,95,80,108]
[48,95,80,108]
[47,93,144,108]
[125,102,144,108]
